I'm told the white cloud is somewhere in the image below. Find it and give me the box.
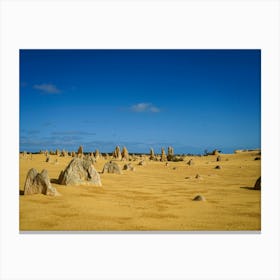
[130,103,160,113]
[33,83,61,94]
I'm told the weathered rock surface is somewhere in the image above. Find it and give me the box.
[102,161,122,174]
[254,177,261,190]
[24,168,58,196]
[58,158,101,186]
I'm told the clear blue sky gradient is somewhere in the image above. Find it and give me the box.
[20,49,261,154]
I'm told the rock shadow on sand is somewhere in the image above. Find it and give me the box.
[240,186,260,191]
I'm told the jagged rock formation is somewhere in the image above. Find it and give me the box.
[24,168,58,196]
[58,157,101,186]
[102,161,122,174]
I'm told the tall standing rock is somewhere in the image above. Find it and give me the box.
[77,145,83,157]
[121,146,129,161]
[112,146,122,160]
[167,146,174,161]
[58,157,101,186]
[24,168,58,196]
[160,148,167,162]
[149,148,155,160]
[95,149,100,160]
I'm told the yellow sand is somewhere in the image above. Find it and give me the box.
[19,151,261,231]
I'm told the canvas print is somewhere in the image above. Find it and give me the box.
[19,49,261,231]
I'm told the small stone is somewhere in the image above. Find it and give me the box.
[192,195,206,201]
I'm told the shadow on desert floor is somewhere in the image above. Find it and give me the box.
[240,186,259,191]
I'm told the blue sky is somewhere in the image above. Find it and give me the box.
[20,50,261,154]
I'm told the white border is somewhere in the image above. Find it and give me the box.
[1,0,279,279]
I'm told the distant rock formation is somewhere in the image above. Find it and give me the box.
[24,168,58,196]
[58,157,101,186]
[167,146,174,161]
[149,148,155,160]
[213,149,219,155]
[95,149,100,159]
[102,161,122,174]
[77,145,83,157]
[254,177,261,190]
[214,165,221,169]
[160,148,167,162]
[112,146,122,160]
[121,146,129,161]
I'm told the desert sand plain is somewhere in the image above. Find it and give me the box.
[19,150,261,231]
